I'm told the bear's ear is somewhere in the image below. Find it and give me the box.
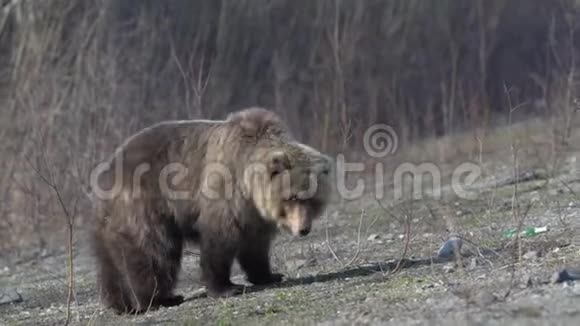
[227,107,287,138]
[267,151,291,179]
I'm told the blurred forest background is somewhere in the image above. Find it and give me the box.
[1,0,580,253]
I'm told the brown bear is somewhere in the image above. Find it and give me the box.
[90,107,332,314]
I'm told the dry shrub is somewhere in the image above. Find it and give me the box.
[0,0,579,251]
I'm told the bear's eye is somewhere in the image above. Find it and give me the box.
[322,168,330,175]
[288,195,299,202]
[278,208,287,219]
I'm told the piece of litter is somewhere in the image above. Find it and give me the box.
[534,226,548,233]
[503,226,549,238]
[551,267,580,284]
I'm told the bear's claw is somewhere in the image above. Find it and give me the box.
[207,284,245,298]
[158,294,184,307]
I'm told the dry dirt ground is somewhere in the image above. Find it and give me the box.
[2,118,580,325]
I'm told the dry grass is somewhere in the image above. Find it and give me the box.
[1,0,579,251]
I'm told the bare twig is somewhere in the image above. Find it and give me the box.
[25,155,78,325]
[325,211,344,267]
[324,209,365,268]
[344,209,365,267]
[376,199,413,274]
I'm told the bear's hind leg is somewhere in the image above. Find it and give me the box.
[121,235,185,312]
[103,236,165,313]
[93,226,140,314]
[118,250,164,313]
[94,237,135,314]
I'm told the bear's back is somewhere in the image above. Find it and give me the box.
[111,120,219,172]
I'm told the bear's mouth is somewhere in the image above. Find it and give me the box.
[277,222,300,237]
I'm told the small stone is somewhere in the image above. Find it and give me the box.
[420,284,435,290]
[471,291,498,307]
[437,235,463,258]
[456,210,463,216]
[520,274,533,288]
[285,259,308,271]
[523,251,538,260]
[367,234,379,241]
[443,263,456,273]
[398,234,405,240]
[468,257,478,270]
[0,288,23,306]
[423,233,432,238]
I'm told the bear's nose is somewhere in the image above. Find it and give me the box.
[299,228,310,236]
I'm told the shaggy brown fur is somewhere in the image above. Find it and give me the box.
[91,107,332,314]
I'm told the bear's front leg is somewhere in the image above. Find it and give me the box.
[199,235,244,298]
[237,233,284,286]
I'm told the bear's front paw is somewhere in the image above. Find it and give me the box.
[158,294,184,307]
[248,272,284,285]
[207,284,245,298]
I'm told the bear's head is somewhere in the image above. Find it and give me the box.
[227,107,333,237]
[268,144,332,237]
[244,144,332,237]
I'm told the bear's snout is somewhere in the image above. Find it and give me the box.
[299,227,311,236]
